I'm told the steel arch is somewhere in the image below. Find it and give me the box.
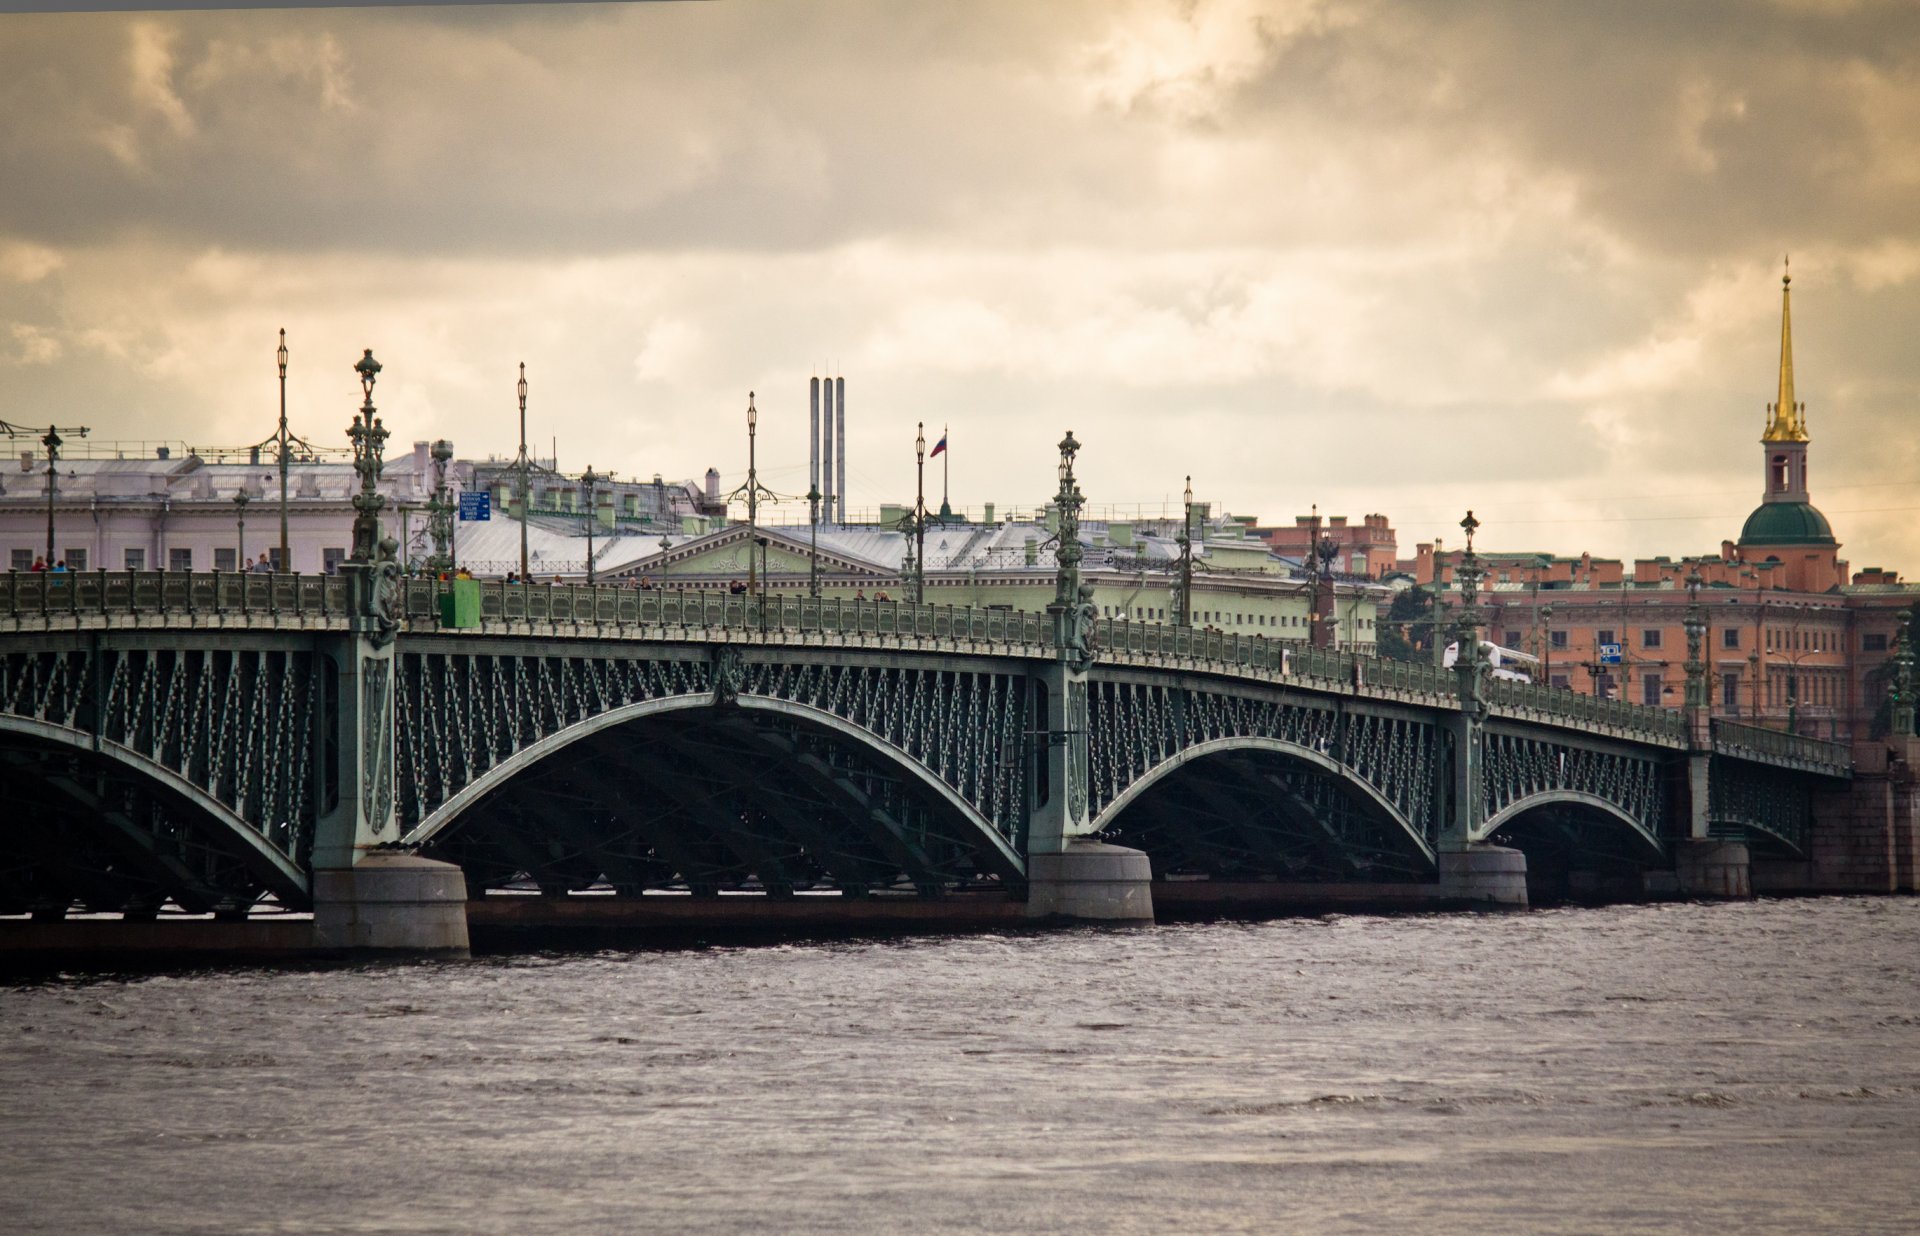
[1089,735,1436,865]
[0,713,311,899]
[400,693,1025,876]
[1482,790,1668,862]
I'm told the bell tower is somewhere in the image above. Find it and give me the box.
[1761,259,1810,504]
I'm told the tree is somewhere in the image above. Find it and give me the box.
[1377,585,1433,663]
[1866,608,1920,740]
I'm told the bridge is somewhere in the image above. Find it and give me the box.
[0,561,1861,955]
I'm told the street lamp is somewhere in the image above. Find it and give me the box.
[233,488,250,570]
[1683,570,1707,711]
[581,465,603,584]
[745,393,759,598]
[427,439,454,575]
[807,482,821,598]
[347,349,387,563]
[276,329,290,571]
[1539,602,1554,686]
[516,363,530,584]
[1175,474,1193,628]
[912,422,927,605]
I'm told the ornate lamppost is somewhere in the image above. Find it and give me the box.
[1452,510,1487,692]
[1175,474,1193,628]
[911,422,928,605]
[348,349,387,562]
[515,363,530,583]
[807,481,821,598]
[1539,602,1555,687]
[276,329,290,571]
[1892,609,1915,740]
[233,488,250,569]
[581,465,604,584]
[1683,570,1708,711]
[745,394,759,597]
[426,439,454,575]
[1049,430,1094,667]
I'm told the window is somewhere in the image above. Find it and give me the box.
[1550,630,1569,649]
[1595,672,1616,699]
[63,549,85,572]
[323,548,346,575]
[1551,674,1571,690]
[124,548,145,570]
[1864,633,1889,652]
[169,548,193,571]
[1596,629,1615,647]
[1641,629,1662,649]
[1642,673,1664,707]
[1723,627,1740,649]
[1503,629,1521,647]
[9,549,30,571]
[1722,671,1740,710]
[214,548,237,572]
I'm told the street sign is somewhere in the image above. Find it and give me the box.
[1598,643,1623,665]
[458,491,491,522]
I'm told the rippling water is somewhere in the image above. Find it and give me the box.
[4,898,1918,1234]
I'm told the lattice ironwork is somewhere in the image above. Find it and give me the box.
[1709,755,1814,855]
[395,648,1031,846]
[1481,726,1670,844]
[0,640,318,912]
[1086,677,1444,847]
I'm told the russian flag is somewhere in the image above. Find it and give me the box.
[930,432,948,458]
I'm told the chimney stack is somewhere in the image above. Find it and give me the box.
[822,375,836,525]
[835,376,847,523]
[809,376,821,521]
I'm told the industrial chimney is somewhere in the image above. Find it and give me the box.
[809,376,821,523]
[835,376,846,523]
[822,375,837,525]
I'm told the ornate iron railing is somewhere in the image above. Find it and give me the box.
[1711,718,1851,776]
[0,571,1706,749]
[0,568,349,624]
[1488,676,1689,744]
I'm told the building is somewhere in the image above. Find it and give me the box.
[0,436,719,578]
[1408,269,1917,741]
[1253,511,1398,579]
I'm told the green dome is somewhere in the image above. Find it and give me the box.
[1738,501,1836,547]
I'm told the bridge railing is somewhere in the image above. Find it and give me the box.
[1,568,350,624]
[1711,717,1852,775]
[1488,676,1689,743]
[404,579,1057,650]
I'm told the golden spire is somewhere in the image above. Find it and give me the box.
[1763,255,1808,442]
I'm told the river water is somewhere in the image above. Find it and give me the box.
[3,897,1918,1234]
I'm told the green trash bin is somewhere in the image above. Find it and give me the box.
[439,578,481,628]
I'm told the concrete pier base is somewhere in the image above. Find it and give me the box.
[1675,839,1752,899]
[312,854,471,955]
[1026,842,1154,923]
[1437,845,1529,909]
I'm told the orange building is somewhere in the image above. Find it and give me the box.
[1416,269,1916,741]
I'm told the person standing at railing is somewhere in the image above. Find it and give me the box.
[29,557,45,572]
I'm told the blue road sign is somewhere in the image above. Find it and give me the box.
[1599,643,1623,665]
[458,491,491,522]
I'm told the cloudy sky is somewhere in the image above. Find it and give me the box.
[1,0,1916,569]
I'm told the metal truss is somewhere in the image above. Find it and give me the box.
[1086,677,1444,848]
[1481,726,1670,846]
[1708,755,1815,855]
[0,641,317,912]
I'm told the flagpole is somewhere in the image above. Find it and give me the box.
[942,423,949,512]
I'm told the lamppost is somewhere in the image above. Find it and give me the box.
[1452,510,1486,678]
[581,465,603,584]
[745,394,759,597]
[1048,430,1088,664]
[1539,602,1554,686]
[233,488,250,569]
[347,349,387,563]
[426,439,454,575]
[807,481,821,598]
[1892,609,1915,740]
[1683,570,1708,712]
[1175,474,1193,628]
[276,329,290,571]
[911,422,927,605]
[515,363,530,584]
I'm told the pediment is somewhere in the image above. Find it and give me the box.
[617,525,893,579]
